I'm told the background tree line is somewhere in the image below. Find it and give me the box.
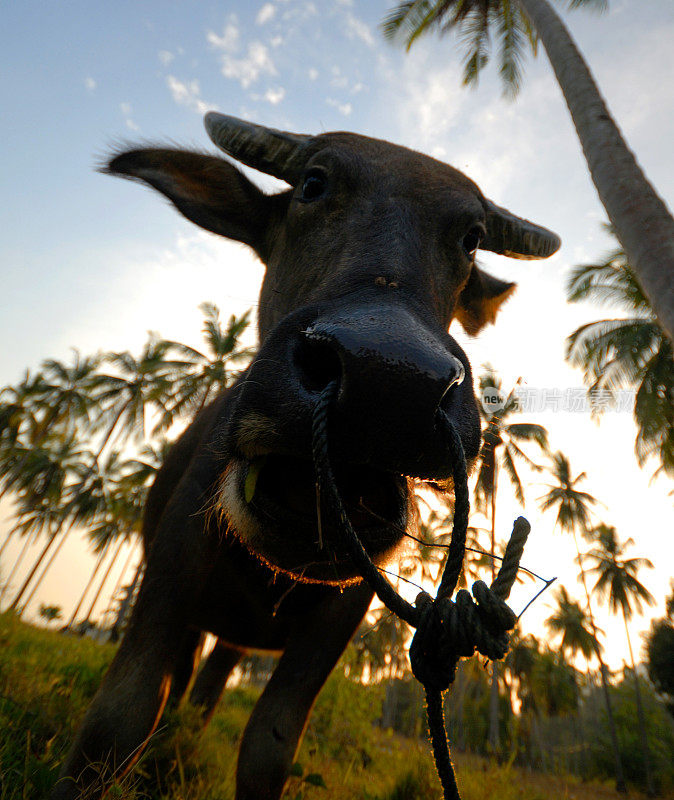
[1,234,672,796]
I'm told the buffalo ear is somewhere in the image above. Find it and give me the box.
[454,266,516,335]
[105,148,275,256]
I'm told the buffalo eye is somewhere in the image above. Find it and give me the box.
[462,227,484,258]
[300,169,327,202]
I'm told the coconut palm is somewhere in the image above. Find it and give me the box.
[539,452,626,790]
[546,584,603,776]
[6,433,88,613]
[91,337,182,460]
[0,371,51,506]
[566,237,674,477]
[383,0,674,341]
[32,351,101,440]
[157,304,253,432]
[546,585,601,662]
[475,366,548,753]
[585,523,656,795]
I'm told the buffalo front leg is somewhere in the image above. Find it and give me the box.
[50,469,217,800]
[50,594,188,799]
[235,582,373,800]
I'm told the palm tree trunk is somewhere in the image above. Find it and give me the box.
[622,611,655,796]
[14,525,74,617]
[64,546,109,629]
[100,541,136,624]
[81,536,126,625]
[0,530,15,562]
[572,530,628,794]
[0,533,35,605]
[517,0,674,340]
[94,399,130,462]
[194,379,215,416]
[109,556,144,640]
[573,675,588,780]
[8,523,63,613]
[489,459,500,754]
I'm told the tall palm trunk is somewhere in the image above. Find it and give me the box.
[572,530,628,794]
[0,533,35,605]
[100,541,136,625]
[13,525,74,616]
[517,0,674,340]
[488,457,500,753]
[9,523,63,612]
[81,537,126,626]
[109,556,144,640]
[0,530,16,562]
[622,611,655,796]
[65,546,109,629]
[94,398,131,462]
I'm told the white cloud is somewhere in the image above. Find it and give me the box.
[158,50,174,66]
[270,35,284,48]
[120,102,139,131]
[264,87,285,105]
[326,98,352,116]
[220,41,276,88]
[166,75,215,115]
[207,20,240,52]
[256,3,276,25]
[330,66,348,89]
[84,76,96,92]
[308,68,319,81]
[344,12,374,47]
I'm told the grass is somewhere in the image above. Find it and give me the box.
[0,611,664,799]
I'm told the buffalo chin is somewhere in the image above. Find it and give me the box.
[216,454,410,584]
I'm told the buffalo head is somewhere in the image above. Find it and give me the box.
[107,114,559,583]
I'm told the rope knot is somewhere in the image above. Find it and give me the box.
[409,577,519,693]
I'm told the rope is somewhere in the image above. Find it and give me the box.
[311,381,530,800]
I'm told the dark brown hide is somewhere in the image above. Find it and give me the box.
[50,118,559,800]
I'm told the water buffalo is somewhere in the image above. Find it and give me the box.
[50,113,559,800]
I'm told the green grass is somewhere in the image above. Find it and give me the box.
[0,612,662,799]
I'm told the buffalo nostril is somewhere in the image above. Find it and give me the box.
[450,358,465,389]
[295,334,342,393]
[439,356,466,410]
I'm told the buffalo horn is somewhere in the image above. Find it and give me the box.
[204,112,309,183]
[484,200,561,259]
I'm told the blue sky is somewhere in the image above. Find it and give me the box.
[2,1,673,664]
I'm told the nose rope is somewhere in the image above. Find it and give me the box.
[311,380,530,800]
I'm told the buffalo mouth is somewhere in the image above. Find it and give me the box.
[221,452,409,583]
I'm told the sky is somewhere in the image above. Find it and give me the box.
[1,0,673,669]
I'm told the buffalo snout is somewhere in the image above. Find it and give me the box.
[230,301,481,480]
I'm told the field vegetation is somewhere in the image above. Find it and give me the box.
[1,611,672,799]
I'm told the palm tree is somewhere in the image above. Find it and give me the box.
[157,304,253,432]
[383,0,674,340]
[585,524,656,795]
[566,236,674,477]
[546,584,602,776]
[475,367,548,753]
[546,585,601,663]
[6,433,87,613]
[539,451,627,791]
[91,337,182,460]
[33,351,100,441]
